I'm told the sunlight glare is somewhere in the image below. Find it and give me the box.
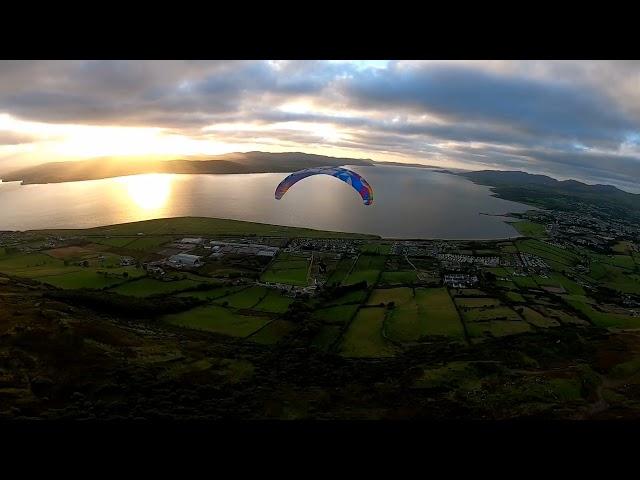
[118,174,173,211]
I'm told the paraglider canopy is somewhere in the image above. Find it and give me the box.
[274,166,374,205]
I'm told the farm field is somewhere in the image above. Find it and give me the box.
[326,257,355,286]
[339,307,395,358]
[247,320,295,344]
[36,267,142,289]
[379,270,418,285]
[261,253,309,286]
[517,306,560,328]
[506,291,526,302]
[563,295,639,329]
[42,216,378,240]
[124,236,174,252]
[0,253,68,277]
[516,239,579,268]
[311,325,343,352]
[89,237,138,248]
[414,288,464,338]
[459,304,521,322]
[370,287,463,342]
[368,287,413,306]
[455,297,501,308]
[360,243,392,254]
[109,277,200,297]
[175,285,245,301]
[510,221,546,238]
[312,304,360,325]
[213,286,268,309]
[465,320,532,340]
[252,289,295,313]
[325,288,368,306]
[162,304,270,337]
[342,254,386,287]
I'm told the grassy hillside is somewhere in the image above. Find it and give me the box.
[31,216,379,239]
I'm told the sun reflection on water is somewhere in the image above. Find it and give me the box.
[117,174,173,212]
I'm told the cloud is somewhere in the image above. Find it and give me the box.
[0,130,35,145]
[0,60,639,191]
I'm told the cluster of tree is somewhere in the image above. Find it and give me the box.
[43,289,204,318]
[319,280,367,302]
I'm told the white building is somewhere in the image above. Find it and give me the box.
[168,253,203,268]
[180,238,204,245]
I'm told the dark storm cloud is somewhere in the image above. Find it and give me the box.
[340,64,636,146]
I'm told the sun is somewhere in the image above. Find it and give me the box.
[118,174,173,211]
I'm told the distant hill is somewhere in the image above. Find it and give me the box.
[460,170,640,221]
[0,151,375,184]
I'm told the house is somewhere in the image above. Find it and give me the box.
[120,256,136,266]
[168,253,203,268]
[146,265,165,276]
[179,237,204,245]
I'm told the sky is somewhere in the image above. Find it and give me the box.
[1,60,639,192]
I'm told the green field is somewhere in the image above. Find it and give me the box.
[0,253,68,277]
[327,257,355,286]
[465,320,532,339]
[511,274,538,289]
[516,239,579,268]
[311,325,343,352]
[360,243,392,254]
[342,254,386,287]
[39,217,378,240]
[89,237,137,248]
[519,306,560,328]
[175,285,245,301]
[247,320,295,344]
[0,253,148,290]
[339,307,395,358]
[109,277,200,297]
[325,288,368,306]
[585,262,640,295]
[455,297,501,308]
[563,295,639,329]
[506,291,526,303]
[545,308,589,326]
[380,287,463,342]
[252,289,294,313]
[313,304,360,324]
[162,305,270,337]
[124,236,174,252]
[414,288,464,337]
[511,221,547,238]
[214,286,267,309]
[538,272,585,295]
[460,305,521,322]
[368,287,413,306]
[261,253,309,286]
[379,270,418,285]
[37,268,142,289]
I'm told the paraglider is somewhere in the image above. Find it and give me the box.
[274,166,374,205]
